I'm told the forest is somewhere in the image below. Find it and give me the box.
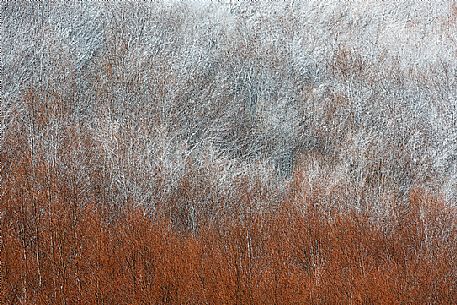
[2,1,457,304]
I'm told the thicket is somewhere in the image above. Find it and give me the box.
[3,149,457,304]
[2,1,457,304]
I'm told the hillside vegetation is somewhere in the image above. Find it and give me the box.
[2,1,457,304]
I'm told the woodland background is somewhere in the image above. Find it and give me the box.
[2,1,457,304]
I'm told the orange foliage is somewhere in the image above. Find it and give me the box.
[2,155,457,305]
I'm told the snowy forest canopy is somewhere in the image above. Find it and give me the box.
[2,0,457,208]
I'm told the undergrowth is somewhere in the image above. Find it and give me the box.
[2,152,456,304]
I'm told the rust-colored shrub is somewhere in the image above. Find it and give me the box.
[3,152,457,304]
